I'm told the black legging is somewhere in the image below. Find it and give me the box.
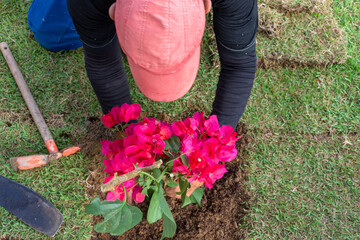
[67,0,258,129]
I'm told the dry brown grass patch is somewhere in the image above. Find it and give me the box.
[260,0,331,13]
[203,0,348,69]
[257,0,348,68]
[258,3,287,37]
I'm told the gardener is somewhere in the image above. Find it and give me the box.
[67,0,258,130]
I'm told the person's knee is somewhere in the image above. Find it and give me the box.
[66,0,116,47]
[212,0,258,53]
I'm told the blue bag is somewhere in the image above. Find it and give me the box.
[28,0,82,52]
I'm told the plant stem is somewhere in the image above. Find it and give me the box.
[139,171,158,183]
[101,160,163,192]
[122,183,126,201]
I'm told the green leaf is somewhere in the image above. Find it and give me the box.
[164,135,181,156]
[152,168,161,180]
[138,174,145,184]
[161,212,177,240]
[138,176,152,188]
[85,197,122,215]
[85,197,142,236]
[158,188,174,222]
[158,187,177,239]
[166,160,174,169]
[152,168,166,182]
[146,185,157,197]
[189,187,204,207]
[139,174,154,194]
[166,179,178,187]
[178,177,189,202]
[141,185,150,195]
[180,155,190,167]
[147,188,162,224]
[180,187,204,208]
[181,196,192,208]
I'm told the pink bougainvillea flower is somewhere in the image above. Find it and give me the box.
[193,112,205,134]
[136,158,155,168]
[171,117,198,138]
[159,125,172,140]
[204,115,220,137]
[217,125,239,146]
[184,117,199,132]
[101,140,113,158]
[104,178,135,201]
[101,139,123,160]
[132,186,146,203]
[113,103,141,123]
[131,122,167,155]
[106,190,123,202]
[217,145,238,162]
[101,113,117,128]
[103,158,116,175]
[101,103,141,128]
[151,134,165,154]
[101,139,133,175]
[132,121,157,150]
[123,134,155,166]
[205,163,228,188]
[111,153,135,173]
[124,121,141,136]
[124,144,141,157]
[193,112,205,121]
[125,103,141,122]
[150,118,172,141]
[128,151,154,166]
[134,121,156,136]
[172,159,191,175]
[171,120,185,137]
[140,117,155,125]
[110,104,138,123]
[135,131,153,152]
[202,138,221,163]
[182,134,201,156]
[188,150,209,170]
[188,163,227,189]
[123,135,138,149]
[109,106,124,123]
[101,109,240,201]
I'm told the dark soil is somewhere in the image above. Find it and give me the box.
[80,115,251,240]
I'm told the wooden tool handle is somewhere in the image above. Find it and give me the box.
[0,42,58,153]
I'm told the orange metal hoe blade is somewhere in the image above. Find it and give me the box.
[10,146,81,171]
[10,155,50,171]
[61,146,81,157]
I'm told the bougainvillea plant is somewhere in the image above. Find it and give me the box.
[85,103,239,239]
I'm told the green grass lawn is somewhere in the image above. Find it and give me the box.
[0,0,359,239]
[243,0,360,238]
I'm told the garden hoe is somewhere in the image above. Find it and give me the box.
[0,42,81,171]
[0,174,64,237]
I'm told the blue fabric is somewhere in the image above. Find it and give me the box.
[28,0,82,52]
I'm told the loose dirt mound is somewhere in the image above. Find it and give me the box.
[80,115,251,240]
